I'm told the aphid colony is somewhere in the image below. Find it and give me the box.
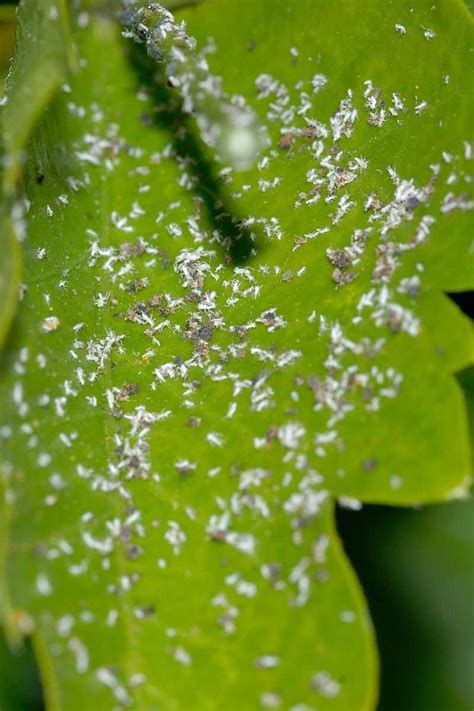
[0,4,472,709]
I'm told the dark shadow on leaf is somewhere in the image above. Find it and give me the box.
[124,37,261,265]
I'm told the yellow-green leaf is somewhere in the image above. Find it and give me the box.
[0,1,473,709]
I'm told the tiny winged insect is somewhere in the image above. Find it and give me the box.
[121,0,267,170]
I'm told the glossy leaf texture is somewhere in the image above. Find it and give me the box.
[0,1,473,709]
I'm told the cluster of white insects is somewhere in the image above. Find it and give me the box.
[0,1,472,708]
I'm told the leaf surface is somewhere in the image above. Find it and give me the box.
[0,1,473,709]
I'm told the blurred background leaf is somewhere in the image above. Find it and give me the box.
[339,361,474,711]
[0,631,43,711]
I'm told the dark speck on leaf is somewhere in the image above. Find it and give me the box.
[33,544,47,557]
[362,458,378,471]
[127,545,143,560]
[140,112,152,125]
[209,530,227,542]
[406,282,420,297]
[406,197,420,210]
[199,324,213,342]
[315,569,329,583]
[362,387,374,402]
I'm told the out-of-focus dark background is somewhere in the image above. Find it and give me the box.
[0,2,473,709]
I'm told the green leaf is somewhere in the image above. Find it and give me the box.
[0,0,74,364]
[0,1,472,709]
[2,0,75,194]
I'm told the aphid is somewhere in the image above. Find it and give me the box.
[332,268,356,286]
[278,131,296,150]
